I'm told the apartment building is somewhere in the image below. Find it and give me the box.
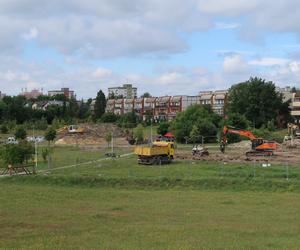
[20,88,43,99]
[108,84,137,99]
[114,99,124,115]
[48,88,75,99]
[154,96,171,120]
[106,99,115,113]
[212,90,228,116]
[143,97,156,117]
[199,91,213,105]
[276,86,294,103]
[104,91,227,120]
[134,98,144,118]
[124,98,134,114]
[291,92,300,124]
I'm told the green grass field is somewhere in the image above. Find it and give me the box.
[1,143,300,249]
[1,183,300,249]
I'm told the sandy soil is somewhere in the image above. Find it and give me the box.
[176,141,300,166]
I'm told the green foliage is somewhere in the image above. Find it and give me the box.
[157,121,170,136]
[170,105,221,143]
[101,112,119,123]
[0,124,8,134]
[117,112,140,128]
[14,126,27,140]
[93,90,106,120]
[41,148,50,162]
[141,92,151,98]
[51,118,63,129]
[45,127,56,143]
[227,77,284,128]
[105,132,112,147]
[143,111,152,126]
[35,117,48,130]
[189,125,200,142]
[134,124,144,144]
[1,141,34,165]
[221,113,250,143]
[267,119,276,131]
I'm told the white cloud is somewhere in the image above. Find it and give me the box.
[223,55,248,74]
[214,22,241,30]
[22,27,38,40]
[249,57,289,66]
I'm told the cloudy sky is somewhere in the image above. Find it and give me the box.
[1,0,300,99]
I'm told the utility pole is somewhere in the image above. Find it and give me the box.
[33,125,37,174]
[150,119,153,144]
[111,131,114,155]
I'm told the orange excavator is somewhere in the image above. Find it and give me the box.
[220,126,277,156]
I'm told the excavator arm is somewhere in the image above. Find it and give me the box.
[220,126,277,156]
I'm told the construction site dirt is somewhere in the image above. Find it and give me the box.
[176,143,300,166]
[55,123,129,148]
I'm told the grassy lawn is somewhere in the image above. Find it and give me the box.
[1,183,300,249]
[39,155,297,187]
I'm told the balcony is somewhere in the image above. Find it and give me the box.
[291,110,300,116]
[292,102,300,107]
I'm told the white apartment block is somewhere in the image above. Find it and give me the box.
[108,84,137,99]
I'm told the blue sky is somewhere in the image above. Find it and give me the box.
[0,0,300,99]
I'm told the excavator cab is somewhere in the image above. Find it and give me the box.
[251,138,264,150]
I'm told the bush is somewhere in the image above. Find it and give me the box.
[1,141,34,165]
[157,121,170,136]
[0,124,8,134]
[101,112,119,123]
[35,117,48,130]
[15,126,27,140]
[134,124,144,144]
[41,148,49,162]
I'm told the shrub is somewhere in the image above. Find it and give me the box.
[15,126,27,140]
[157,121,170,136]
[45,126,56,144]
[0,124,8,134]
[35,117,48,130]
[101,112,119,123]
[134,124,144,144]
[1,141,34,165]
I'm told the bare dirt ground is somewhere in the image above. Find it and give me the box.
[176,140,300,166]
[55,123,130,148]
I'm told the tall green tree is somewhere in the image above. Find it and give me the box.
[170,105,221,143]
[94,90,106,120]
[227,77,283,128]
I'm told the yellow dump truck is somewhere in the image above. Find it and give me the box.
[134,141,175,165]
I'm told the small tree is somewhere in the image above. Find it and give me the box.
[189,125,200,143]
[105,132,112,147]
[15,126,27,140]
[45,126,56,146]
[134,124,144,144]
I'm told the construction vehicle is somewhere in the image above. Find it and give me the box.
[220,126,277,156]
[134,141,175,165]
[192,145,209,156]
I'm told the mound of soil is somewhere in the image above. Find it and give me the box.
[55,123,127,146]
